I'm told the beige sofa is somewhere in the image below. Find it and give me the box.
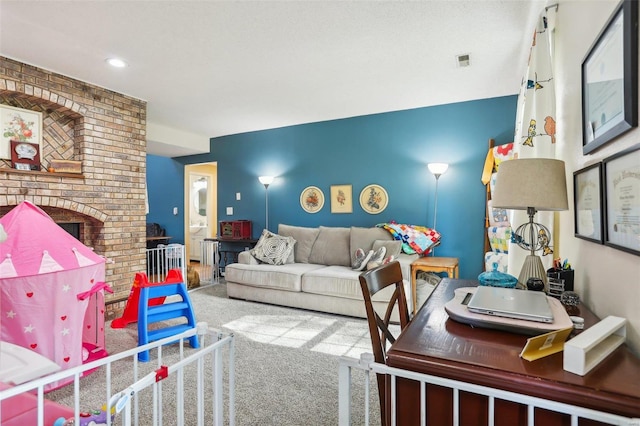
[225,224,419,319]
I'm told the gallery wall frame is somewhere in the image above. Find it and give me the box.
[0,104,43,160]
[299,186,324,214]
[582,0,638,155]
[573,163,604,244]
[330,184,352,214]
[602,144,640,255]
[359,184,388,215]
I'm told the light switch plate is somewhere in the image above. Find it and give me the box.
[226,207,233,215]
[236,192,241,200]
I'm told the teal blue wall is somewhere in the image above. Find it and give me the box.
[152,95,517,278]
[146,155,185,243]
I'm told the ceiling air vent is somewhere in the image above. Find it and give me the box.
[456,54,471,68]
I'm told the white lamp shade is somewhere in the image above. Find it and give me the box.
[492,159,568,211]
[428,163,449,176]
[259,176,274,186]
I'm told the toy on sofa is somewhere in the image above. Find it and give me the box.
[52,404,115,426]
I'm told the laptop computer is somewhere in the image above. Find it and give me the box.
[466,286,554,323]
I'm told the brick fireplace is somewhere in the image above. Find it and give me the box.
[0,56,148,320]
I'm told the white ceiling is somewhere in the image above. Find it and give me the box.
[0,0,548,157]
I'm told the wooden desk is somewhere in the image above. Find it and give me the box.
[410,256,459,314]
[387,279,640,425]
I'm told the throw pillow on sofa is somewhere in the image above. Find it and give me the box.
[250,229,296,265]
[350,226,392,266]
[372,240,402,259]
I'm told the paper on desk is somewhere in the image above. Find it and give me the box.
[520,327,573,362]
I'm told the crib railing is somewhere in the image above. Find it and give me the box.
[146,244,187,283]
[0,322,235,426]
[199,240,220,285]
[338,353,640,426]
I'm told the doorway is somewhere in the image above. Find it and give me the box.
[185,163,217,262]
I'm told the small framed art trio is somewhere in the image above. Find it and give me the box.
[574,144,640,256]
[299,184,388,215]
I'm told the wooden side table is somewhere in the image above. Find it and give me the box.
[410,256,459,314]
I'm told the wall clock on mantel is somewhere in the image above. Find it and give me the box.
[10,140,40,171]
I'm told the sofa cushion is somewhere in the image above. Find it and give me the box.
[278,224,319,264]
[308,226,351,267]
[301,265,409,304]
[372,239,402,259]
[225,262,324,292]
[250,230,296,265]
[350,227,392,265]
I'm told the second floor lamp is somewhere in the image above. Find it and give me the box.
[428,163,449,231]
[258,176,274,231]
[428,163,448,256]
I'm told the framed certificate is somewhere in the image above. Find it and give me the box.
[603,144,640,255]
[573,163,604,244]
[582,0,638,154]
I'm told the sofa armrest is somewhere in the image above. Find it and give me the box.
[396,253,419,282]
[237,250,260,265]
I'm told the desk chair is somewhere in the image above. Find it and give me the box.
[359,261,410,426]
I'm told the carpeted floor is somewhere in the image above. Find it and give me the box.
[48,281,387,425]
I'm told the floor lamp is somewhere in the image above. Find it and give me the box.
[428,162,448,255]
[491,158,568,288]
[258,176,274,231]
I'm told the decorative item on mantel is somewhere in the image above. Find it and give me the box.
[48,159,82,174]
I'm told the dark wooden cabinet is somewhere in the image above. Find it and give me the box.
[386,279,640,425]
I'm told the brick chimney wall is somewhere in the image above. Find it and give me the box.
[0,56,147,320]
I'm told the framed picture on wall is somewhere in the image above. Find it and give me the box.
[0,104,43,160]
[582,0,638,154]
[330,184,352,213]
[299,186,324,214]
[603,144,640,255]
[359,184,388,215]
[573,163,604,244]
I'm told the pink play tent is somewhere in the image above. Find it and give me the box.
[0,201,110,389]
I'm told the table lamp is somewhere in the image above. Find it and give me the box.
[491,158,568,287]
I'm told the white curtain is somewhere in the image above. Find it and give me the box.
[508,9,558,278]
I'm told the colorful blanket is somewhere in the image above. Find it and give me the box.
[377,222,441,255]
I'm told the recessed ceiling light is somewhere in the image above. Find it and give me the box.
[105,58,128,68]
